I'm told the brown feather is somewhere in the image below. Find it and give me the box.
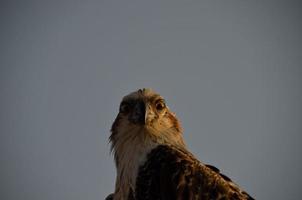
[108,89,254,200]
[135,145,254,200]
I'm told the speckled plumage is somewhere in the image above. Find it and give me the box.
[107,88,254,200]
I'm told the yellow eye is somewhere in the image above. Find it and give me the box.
[120,103,130,114]
[155,101,165,111]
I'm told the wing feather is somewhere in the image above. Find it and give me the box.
[135,145,254,200]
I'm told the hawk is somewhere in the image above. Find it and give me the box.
[106,88,254,200]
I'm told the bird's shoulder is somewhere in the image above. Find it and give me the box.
[135,145,254,200]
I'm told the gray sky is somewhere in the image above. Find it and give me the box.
[1,1,302,200]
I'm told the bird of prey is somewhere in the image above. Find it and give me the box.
[106,88,254,200]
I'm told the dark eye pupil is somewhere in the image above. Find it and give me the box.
[156,102,164,110]
[120,104,130,113]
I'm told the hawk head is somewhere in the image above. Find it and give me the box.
[110,88,185,165]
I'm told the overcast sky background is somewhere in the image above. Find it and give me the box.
[1,1,302,200]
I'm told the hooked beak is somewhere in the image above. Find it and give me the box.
[128,101,148,125]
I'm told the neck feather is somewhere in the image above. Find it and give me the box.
[110,126,186,199]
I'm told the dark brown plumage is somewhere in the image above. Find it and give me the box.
[135,145,254,200]
[107,88,254,200]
